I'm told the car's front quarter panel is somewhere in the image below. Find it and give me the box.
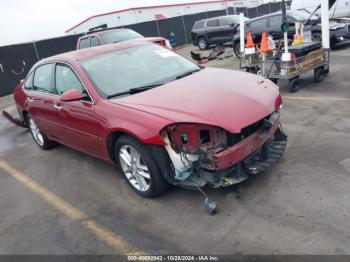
[95,100,173,148]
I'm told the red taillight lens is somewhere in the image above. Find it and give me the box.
[275,94,283,110]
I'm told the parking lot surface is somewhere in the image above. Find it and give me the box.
[1,46,350,255]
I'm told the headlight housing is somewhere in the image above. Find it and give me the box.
[329,22,345,30]
[164,123,227,154]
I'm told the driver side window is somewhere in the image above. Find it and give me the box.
[55,64,91,101]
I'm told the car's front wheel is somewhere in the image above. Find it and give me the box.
[27,114,55,150]
[197,37,208,50]
[115,135,169,198]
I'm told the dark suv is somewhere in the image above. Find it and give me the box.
[191,15,248,50]
[232,9,350,57]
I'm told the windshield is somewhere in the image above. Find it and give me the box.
[80,44,200,98]
[101,30,143,44]
[288,9,319,21]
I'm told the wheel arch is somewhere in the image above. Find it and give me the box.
[106,129,165,162]
[196,34,209,43]
[107,129,175,184]
[21,110,29,126]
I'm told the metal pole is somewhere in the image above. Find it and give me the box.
[181,16,188,44]
[321,0,330,49]
[32,41,40,61]
[155,19,161,37]
[240,13,245,53]
[28,35,40,61]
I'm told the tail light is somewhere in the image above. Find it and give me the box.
[275,94,283,110]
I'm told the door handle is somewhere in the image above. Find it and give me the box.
[27,97,35,103]
[53,104,62,110]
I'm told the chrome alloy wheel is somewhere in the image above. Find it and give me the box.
[119,145,151,192]
[29,117,44,146]
[198,38,207,49]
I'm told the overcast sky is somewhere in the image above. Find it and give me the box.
[0,0,218,46]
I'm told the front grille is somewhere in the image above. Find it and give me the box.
[227,115,269,146]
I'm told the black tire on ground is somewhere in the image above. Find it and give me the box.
[314,66,325,83]
[246,67,258,74]
[324,65,330,75]
[233,41,242,59]
[115,135,169,198]
[27,114,56,150]
[197,37,208,50]
[330,38,336,50]
[312,31,322,43]
[289,78,300,93]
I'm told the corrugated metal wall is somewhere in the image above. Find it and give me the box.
[0,1,289,97]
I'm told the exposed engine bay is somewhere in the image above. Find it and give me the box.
[161,112,287,190]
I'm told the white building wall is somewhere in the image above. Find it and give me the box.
[67,0,268,34]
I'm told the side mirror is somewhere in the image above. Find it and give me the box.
[60,89,84,102]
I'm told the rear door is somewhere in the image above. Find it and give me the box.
[26,63,61,137]
[205,19,220,44]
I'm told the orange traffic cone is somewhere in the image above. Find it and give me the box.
[246,32,255,48]
[260,32,271,53]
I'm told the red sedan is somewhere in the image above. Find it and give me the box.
[11,42,287,199]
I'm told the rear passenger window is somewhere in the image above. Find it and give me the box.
[24,71,34,90]
[193,20,205,30]
[33,64,54,94]
[90,36,100,47]
[219,19,233,26]
[79,38,90,49]
[206,19,218,27]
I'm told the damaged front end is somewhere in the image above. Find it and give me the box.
[161,111,287,189]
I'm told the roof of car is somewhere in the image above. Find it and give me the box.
[195,14,242,23]
[39,41,150,64]
[79,28,134,39]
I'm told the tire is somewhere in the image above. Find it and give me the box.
[330,38,336,50]
[314,67,325,83]
[312,31,322,43]
[246,67,258,74]
[269,78,278,85]
[289,78,300,93]
[115,135,169,198]
[233,41,242,59]
[197,37,208,50]
[27,114,56,150]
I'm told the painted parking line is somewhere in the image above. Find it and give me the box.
[283,96,350,101]
[0,159,143,255]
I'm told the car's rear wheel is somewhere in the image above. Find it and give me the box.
[115,135,169,198]
[27,114,55,150]
[197,37,208,50]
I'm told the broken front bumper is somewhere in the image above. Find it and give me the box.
[181,114,287,189]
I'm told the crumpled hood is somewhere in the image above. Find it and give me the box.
[110,68,280,133]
